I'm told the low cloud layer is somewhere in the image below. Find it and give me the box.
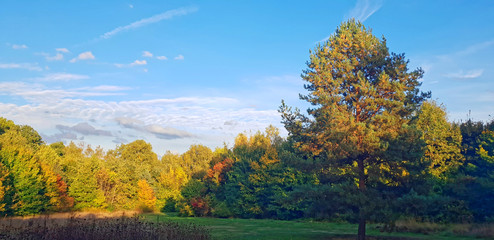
[56,122,112,137]
[116,117,194,140]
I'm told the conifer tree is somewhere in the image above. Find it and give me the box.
[280,20,429,239]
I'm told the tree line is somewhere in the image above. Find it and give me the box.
[0,115,493,222]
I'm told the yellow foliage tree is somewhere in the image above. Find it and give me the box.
[137,179,156,212]
[156,166,188,210]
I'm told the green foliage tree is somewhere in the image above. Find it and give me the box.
[181,145,213,179]
[0,161,10,213]
[280,20,429,239]
[0,122,49,216]
[68,153,106,210]
[222,129,313,219]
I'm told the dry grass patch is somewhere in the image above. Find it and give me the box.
[0,212,210,240]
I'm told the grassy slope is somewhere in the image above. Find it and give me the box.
[142,214,482,240]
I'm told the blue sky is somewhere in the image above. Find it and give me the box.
[1,1,493,154]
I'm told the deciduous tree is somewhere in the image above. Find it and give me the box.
[415,101,463,178]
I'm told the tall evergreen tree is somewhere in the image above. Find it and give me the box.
[280,20,429,239]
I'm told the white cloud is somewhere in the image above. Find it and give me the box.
[0,81,126,103]
[131,60,147,66]
[56,48,70,53]
[0,63,42,71]
[115,117,144,128]
[142,51,153,57]
[100,6,198,39]
[87,85,131,91]
[156,56,168,60]
[37,73,89,81]
[115,60,147,68]
[129,4,134,8]
[70,51,95,63]
[174,54,184,60]
[12,44,28,49]
[46,53,64,61]
[445,69,484,79]
[346,0,383,22]
[78,51,95,60]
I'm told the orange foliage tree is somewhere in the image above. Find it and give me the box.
[137,179,156,212]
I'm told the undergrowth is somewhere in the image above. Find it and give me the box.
[0,213,210,240]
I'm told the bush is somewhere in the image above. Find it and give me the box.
[211,201,232,218]
[162,197,177,213]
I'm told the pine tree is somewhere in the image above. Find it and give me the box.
[280,20,429,239]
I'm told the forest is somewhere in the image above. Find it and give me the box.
[1,20,494,239]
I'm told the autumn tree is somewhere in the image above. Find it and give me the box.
[0,120,49,215]
[181,145,213,179]
[106,140,160,208]
[156,165,188,211]
[415,101,463,178]
[0,161,10,213]
[67,152,106,210]
[280,20,429,239]
[137,179,157,212]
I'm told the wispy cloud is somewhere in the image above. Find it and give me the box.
[114,59,147,68]
[37,73,89,81]
[0,63,42,71]
[56,48,70,53]
[174,54,184,60]
[457,39,494,56]
[316,0,383,44]
[142,51,153,57]
[84,85,131,91]
[70,51,95,63]
[445,69,484,79]
[0,81,125,102]
[12,44,28,49]
[99,6,198,40]
[46,53,64,61]
[346,0,383,22]
[156,56,168,60]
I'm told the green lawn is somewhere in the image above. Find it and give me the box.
[141,214,483,240]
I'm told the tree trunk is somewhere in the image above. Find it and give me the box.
[357,158,366,240]
[358,212,366,240]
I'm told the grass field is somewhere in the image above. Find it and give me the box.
[142,213,491,240]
